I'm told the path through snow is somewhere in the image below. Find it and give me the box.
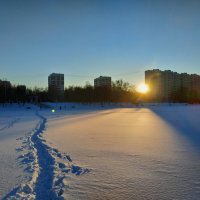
[3,112,90,199]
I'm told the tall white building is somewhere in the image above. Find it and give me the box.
[94,76,112,88]
[48,73,64,101]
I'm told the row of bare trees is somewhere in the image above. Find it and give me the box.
[0,80,138,104]
[64,80,137,103]
[2,80,200,104]
[0,84,26,103]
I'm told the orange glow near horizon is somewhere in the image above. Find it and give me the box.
[137,83,149,94]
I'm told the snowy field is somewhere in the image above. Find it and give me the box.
[0,103,200,199]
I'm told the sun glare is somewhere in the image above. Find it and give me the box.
[137,83,149,94]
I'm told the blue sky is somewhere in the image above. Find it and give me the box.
[0,0,200,88]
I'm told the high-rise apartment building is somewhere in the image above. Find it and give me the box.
[94,76,112,88]
[48,73,64,101]
[145,69,200,101]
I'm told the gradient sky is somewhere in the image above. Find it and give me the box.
[0,0,200,88]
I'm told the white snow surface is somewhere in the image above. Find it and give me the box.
[1,103,200,199]
[0,104,40,198]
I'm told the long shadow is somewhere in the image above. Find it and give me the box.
[2,187,20,200]
[149,105,200,150]
[33,114,57,200]
[2,114,57,199]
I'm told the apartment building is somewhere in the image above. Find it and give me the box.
[145,69,200,101]
[94,76,112,88]
[48,73,64,101]
[0,80,11,87]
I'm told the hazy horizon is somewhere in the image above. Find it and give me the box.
[1,0,200,88]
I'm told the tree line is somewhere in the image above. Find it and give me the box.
[1,80,200,104]
[0,80,138,104]
[64,80,137,103]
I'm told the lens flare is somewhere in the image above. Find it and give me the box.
[137,83,149,94]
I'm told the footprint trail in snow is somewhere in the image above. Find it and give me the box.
[3,113,90,200]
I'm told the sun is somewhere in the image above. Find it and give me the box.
[137,83,149,94]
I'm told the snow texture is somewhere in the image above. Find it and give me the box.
[1,103,200,200]
[3,111,90,200]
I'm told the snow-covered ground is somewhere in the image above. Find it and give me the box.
[0,104,40,198]
[1,103,200,199]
